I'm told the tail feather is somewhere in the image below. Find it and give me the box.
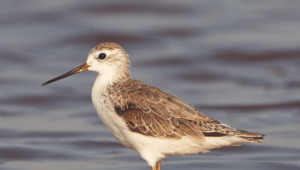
[240,136,264,143]
[202,124,265,144]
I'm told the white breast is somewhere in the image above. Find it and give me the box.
[91,76,135,149]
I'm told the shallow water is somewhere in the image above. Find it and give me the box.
[1,0,300,170]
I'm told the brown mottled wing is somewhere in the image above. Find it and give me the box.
[112,80,265,143]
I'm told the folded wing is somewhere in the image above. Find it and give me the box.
[111,80,265,143]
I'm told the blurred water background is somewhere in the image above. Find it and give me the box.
[1,0,300,170]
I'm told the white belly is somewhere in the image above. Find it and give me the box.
[91,94,136,149]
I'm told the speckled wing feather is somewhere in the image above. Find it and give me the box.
[110,80,265,143]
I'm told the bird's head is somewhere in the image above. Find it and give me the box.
[42,42,131,86]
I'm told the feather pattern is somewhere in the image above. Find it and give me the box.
[109,79,265,143]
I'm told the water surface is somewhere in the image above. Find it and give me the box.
[1,0,300,169]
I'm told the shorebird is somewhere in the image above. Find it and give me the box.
[43,42,265,170]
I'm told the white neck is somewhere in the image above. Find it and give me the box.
[92,74,111,96]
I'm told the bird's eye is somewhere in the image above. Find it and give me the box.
[98,53,106,59]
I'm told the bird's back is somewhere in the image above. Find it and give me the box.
[107,79,265,145]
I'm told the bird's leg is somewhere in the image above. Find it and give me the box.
[150,161,161,170]
[156,161,161,170]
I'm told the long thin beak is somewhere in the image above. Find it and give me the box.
[42,63,90,86]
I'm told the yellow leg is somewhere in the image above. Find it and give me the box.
[156,161,161,170]
[150,161,161,170]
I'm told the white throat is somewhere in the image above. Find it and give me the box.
[92,74,113,96]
